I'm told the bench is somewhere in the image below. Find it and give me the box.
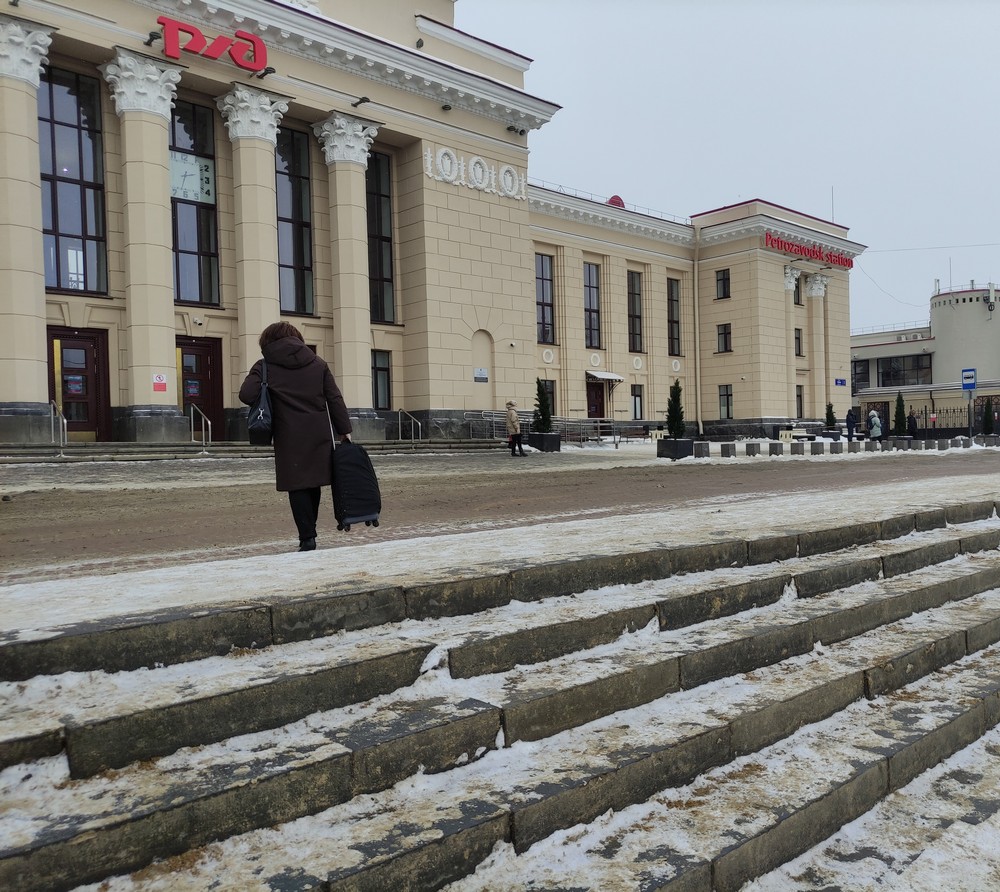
[778,428,815,442]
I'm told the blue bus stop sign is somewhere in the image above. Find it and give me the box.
[962,368,977,390]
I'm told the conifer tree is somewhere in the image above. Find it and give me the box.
[666,378,686,439]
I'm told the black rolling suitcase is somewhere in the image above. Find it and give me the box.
[331,441,381,531]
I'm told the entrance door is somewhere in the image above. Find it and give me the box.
[47,327,111,441]
[176,336,223,437]
[587,381,605,418]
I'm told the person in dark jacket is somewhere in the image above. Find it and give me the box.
[907,408,918,438]
[845,408,856,442]
[239,322,352,551]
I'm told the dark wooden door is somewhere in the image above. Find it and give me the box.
[47,327,110,441]
[587,381,605,418]
[177,336,223,438]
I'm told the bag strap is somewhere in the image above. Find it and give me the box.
[261,359,268,385]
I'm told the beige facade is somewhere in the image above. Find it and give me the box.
[0,0,864,444]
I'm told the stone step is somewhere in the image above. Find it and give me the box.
[745,723,1000,889]
[27,596,999,892]
[3,518,996,776]
[3,503,994,683]
[442,643,1000,892]
[4,553,1000,891]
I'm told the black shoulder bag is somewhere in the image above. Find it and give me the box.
[247,359,273,446]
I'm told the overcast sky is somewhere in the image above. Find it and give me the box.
[453,0,1000,332]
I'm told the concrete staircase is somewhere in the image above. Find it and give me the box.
[3,503,1000,891]
[0,438,505,463]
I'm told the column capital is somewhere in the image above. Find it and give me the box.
[216,83,288,145]
[783,265,802,291]
[313,113,379,167]
[0,15,53,88]
[806,273,830,298]
[99,48,181,120]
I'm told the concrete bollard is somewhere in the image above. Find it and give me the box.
[951,438,963,448]
[721,443,736,458]
[962,438,972,448]
[745,443,761,457]
[791,442,805,455]
[911,440,926,450]
[769,442,783,456]
[810,442,825,455]
[938,440,950,450]
[865,441,878,452]
[848,441,861,453]
[693,442,710,458]
[830,442,844,454]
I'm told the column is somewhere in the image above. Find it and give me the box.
[0,15,53,443]
[783,265,801,418]
[806,273,830,418]
[313,113,379,410]
[216,84,287,375]
[101,48,188,441]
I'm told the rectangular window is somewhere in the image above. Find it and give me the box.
[793,276,803,305]
[631,384,643,420]
[715,268,731,299]
[877,354,932,388]
[536,253,555,344]
[367,152,395,323]
[38,67,107,293]
[276,128,314,315]
[667,277,681,356]
[852,359,871,394]
[584,261,601,348]
[627,270,643,353]
[717,323,732,353]
[794,327,803,356]
[796,385,804,419]
[541,378,556,417]
[371,350,391,410]
[719,384,733,420]
[171,100,219,305]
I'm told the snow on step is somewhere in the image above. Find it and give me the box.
[57,611,1000,892]
[743,725,1000,891]
[443,645,1000,892]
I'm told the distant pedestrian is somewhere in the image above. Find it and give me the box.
[506,400,526,457]
[907,408,918,438]
[868,409,883,449]
[846,408,856,442]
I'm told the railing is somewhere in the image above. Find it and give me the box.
[465,411,647,445]
[186,403,212,454]
[397,408,422,441]
[49,400,67,456]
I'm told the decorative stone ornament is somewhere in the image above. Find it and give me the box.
[216,84,288,144]
[424,146,527,200]
[806,273,830,298]
[783,265,802,291]
[0,16,53,88]
[313,113,379,166]
[100,48,181,120]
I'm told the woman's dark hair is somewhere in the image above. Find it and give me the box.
[259,321,303,349]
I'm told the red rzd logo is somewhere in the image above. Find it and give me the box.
[157,15,267,73]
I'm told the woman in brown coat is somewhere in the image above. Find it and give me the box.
[239,321,352,551]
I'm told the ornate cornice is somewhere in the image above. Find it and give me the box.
[313,112,378,166]
[699,215,865,260]
[132,0,559,130]
[528,186,694,248]
[216,84,288,144]
[100,48,182,120]
[0,15,53,89]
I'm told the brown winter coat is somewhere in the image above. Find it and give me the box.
[239,336,352,492]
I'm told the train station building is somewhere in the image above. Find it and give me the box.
[0,0,865,443]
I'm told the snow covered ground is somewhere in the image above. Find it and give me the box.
[3,444,1000,890]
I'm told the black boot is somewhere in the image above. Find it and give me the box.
[299,537,316,552]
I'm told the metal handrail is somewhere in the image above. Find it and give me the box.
[49,400,67,456]
[397,408,422,441]
[186,403,212,454]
